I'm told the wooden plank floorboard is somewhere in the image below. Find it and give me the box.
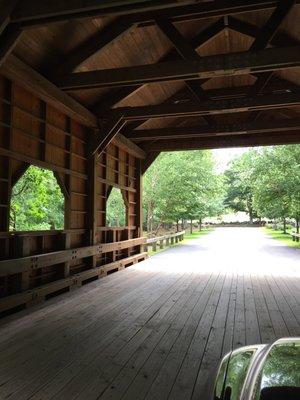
[0,228,299,400]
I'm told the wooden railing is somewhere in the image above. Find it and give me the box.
[0,237,146,277]
[0,236,147,314]
[146,231,185,252]
[291,231,300,242]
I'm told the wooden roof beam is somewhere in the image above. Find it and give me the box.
[11,0,300,28]
[49,19,136,78]
[127,118,300,141]
[89,116,127,157]
[250,0,296,51]
[0,25,22,68]
[246,0,296,119]
[58,46,300,90]
[92,18,225,112]
[0,0,22,67]
[156,17,213,125]
[140,131,300,152]
[110,90,300,120]
[142,152,160,174]
[0,0,19,35]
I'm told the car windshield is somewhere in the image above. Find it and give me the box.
[214,348,256,400]
[253,339,300,400]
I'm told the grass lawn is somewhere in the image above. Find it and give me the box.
[148,228,213,257]
[264,226,300,249]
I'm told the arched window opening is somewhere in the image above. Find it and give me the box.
[106,187,127,227]
[10,165,65,231]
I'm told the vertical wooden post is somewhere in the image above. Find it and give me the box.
[62,232,71,277]
[136,159,143,255]
[20,236,30,291]
[88,153,98,268]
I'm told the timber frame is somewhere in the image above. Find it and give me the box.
[0,0,300,314]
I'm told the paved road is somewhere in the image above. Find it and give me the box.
[0,227,299,400]
[149,227,300,278]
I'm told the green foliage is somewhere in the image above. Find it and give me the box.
[143,151,225,232]
[224,145,300,227]
[10,166,64,231]
[224,150,259,221]
[106,187,127,227]
[252,146,300,223]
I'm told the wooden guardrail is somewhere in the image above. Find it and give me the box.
[291,232,300,242]
[0,237,146,277]
[0,237,148,315]
[146,231,185,252]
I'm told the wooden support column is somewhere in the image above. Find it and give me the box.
[19,236,31,291]
[135,158,143,255]
[87,153,98,268]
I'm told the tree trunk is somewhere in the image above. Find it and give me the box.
[296,218,299,234]
[176,219,179,232]
[190,219,193,234]
[283,218,287,234]
[198,218,202,231]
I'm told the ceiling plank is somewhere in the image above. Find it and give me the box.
[50,19,135,78]
[58,46,300,90]
[140,131,300,152]
[0,55,98,128]
[127,118,300,141]
[110,91,300,120]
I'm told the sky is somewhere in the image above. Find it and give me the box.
[212,147,249,173]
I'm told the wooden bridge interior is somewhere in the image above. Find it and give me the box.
[0,0,300,315]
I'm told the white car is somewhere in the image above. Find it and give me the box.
[213,338,300,400]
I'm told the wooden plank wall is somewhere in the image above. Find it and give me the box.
[0,73,145,312]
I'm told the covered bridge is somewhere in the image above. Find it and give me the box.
[1,0,300,307]
[0,1,299,398]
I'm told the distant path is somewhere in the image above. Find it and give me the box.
[152,227,300,277]
[0,228,299,400]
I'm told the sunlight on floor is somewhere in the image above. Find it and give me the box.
[134,228,300,278]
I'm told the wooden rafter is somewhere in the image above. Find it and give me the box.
[142,152,161,174]
[156,17,213,125]
[140,131,300,152]
[247,0,296,118]
[10,0,300,28]
[49,19,136,78]
[127,118,300,141]
[0,0,19,35]
[89,116,126,157]
[110,91,300,121]
[0,0,22,67]
[92,18,225,112]
[0,25,22,68]
[58,46,300,90]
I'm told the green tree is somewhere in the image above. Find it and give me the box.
[224,150,259,222]
[10,166,64,231]
[106,187,127,227]
[252,146,300,233]
[143,151,225,234]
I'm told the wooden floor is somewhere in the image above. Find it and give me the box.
[0,228,299,400]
